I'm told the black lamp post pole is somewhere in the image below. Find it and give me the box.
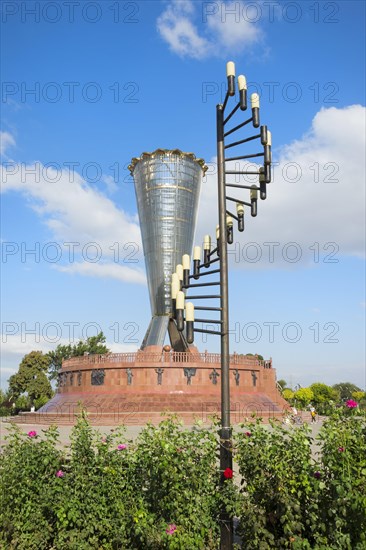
[174,61,271,549]
[217,103,233,549]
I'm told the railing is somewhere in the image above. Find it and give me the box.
[62,352,271,369]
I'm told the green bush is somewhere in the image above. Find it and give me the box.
[316,408,366,549]
[132,415,221,548]
[0,407,365,549]
[0,413,225,549]
[235,420,317,549]
[234,406,366,549]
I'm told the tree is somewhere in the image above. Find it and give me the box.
[72,332,110,356]
[8,351,53,405]
[352,391,366,406]
[47,332,110,381]
[332,382,362,401]
[282,388,294,402]
[47,343,73,381]
[0,389,11,416]
[310,383,338,404]
[277,379,288,391]
[293,387,314,408]
[243,353,264,360]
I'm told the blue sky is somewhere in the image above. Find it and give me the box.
[1,0,365,390]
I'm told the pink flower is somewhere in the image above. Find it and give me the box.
[223,467,233,479]
[56,470,65,477]
[345,399,358,409]
[117,444,127,450]
[27,430,37,438]
[166,524,177,535]
[338,446,345,453]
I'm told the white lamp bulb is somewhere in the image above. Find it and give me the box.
[193,246,201,261]
[185,302,194,322]
[203,235,211,250]
[226,61,235,77]
[236,203,244,215]
[238,75,247,91]
[182,254,190,270]
[251,93,260,109]
[176,291,185,310]
[176,264,183,281]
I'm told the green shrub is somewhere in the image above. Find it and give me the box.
[1,407,365,549]
[0,413,225,549]
[133,415,221,548]
[0,424,64,549]
[234,406,366,549]
[316,408,366,549]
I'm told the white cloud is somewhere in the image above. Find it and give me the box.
[206,1,262,50]
[101,174,118,193]
[0,334,62,357]
[157,0,210,59]
[0,131,15,156]
[157,0,264,59]
[55,261,146,285]
[1,138,144,281]
[196,105,366,267]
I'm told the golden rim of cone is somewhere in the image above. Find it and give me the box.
[129,148,208,174]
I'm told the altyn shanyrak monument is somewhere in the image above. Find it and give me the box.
[22,149,288,425]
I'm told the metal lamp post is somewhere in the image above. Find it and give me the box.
[170,60,272,549]
[217,99,233,548]
[216,61,272,548]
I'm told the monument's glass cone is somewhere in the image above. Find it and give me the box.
[129,149,207,348]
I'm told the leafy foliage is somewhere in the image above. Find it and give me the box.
[47,332,110,381]
[0,388,12,416]
[1,408,365,549]
[8,351,53,406]
[332,382,362,401]
[234,407,366,549]
[316,408,366,548]
[282,388,294,401]
[277,379,288,391]
[309,383,338,414]
[0,414,225,549]
[293,387,314,407]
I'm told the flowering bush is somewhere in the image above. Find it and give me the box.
[315,408,366,548]
[0,408,365,549]
[0,413,223,549]
[234,409,366,549]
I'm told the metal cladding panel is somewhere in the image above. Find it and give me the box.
[144,316,170,347]
[131,151,205,320]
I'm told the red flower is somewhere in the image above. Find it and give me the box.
[345,399,358,409]
[223,467,233,479]
[245,431,252,437]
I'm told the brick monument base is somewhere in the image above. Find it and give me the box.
[17,348,289,425]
